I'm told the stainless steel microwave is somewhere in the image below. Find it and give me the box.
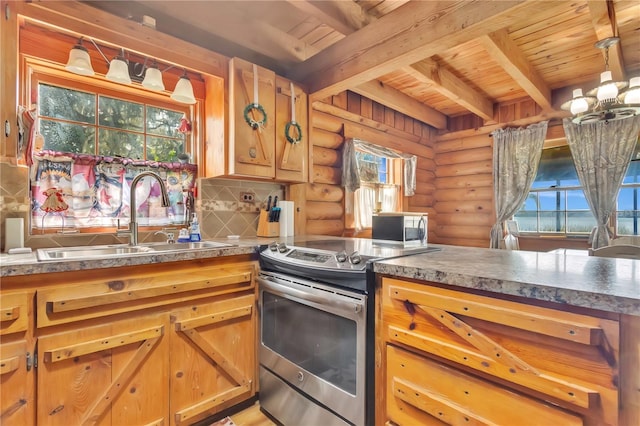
[372,213,427,245]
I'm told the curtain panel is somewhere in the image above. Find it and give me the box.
[342,138,417,196]
[563,116,640,249]
[490,121,548,249]
[31,151,197,230]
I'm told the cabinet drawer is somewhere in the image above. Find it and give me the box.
[0,292,30,335]
[387,345,583,426]
[37,264,255,328]
[382,278,619,425]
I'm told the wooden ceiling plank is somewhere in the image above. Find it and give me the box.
[351,80,447,129]
[587,0,625,80]
[406,60,494,121]
[481,29,553,111]
[290,0,533,100]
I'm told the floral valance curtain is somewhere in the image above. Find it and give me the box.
[342,138,417,196]
[490,121,548,249]
[31,151,197,230]
[563,116,640,249]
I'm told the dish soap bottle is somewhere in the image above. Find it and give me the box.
[189,212,201,242]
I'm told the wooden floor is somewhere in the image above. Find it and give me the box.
[228,402,277,426]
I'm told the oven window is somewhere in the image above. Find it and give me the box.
[262,291,357,395]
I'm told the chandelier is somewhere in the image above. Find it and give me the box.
[561,37,640,124]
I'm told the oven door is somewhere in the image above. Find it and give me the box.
[258,271,366,426]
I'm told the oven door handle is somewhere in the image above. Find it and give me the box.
[258,276,364,314]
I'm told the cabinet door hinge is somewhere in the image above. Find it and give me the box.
[26,351,38,371]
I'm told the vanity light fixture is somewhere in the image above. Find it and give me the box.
[170,70,196,105]
[561,37,640,123]
[65,38,196,104]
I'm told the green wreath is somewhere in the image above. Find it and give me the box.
[243,103,267,130]
[284,121,302,144]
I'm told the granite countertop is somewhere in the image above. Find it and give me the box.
[374,244,640,316]
[0,237,273,277]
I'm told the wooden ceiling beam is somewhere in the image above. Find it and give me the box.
[406,60,495,121]
[587,0,625,80]
[285,0,373,35]
[351,80,447,130]
[481,29,553,111]
[289,0,532,100]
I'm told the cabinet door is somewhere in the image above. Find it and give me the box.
[275,76,308,183]
[37,313,169,426]
[0,291,34,425]
[229,57,276,178]
[1,340,32,425]
[170,294,256,425]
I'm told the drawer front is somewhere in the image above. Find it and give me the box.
[382,278,619,425]
[37,264,255,328]
[0,292,30,336]
[387,345,583,426]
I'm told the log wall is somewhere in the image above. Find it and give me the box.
[289,91,436,238]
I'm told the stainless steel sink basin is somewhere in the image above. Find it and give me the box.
[36,241,234,261]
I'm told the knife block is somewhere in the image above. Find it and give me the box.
[257,210,279,237]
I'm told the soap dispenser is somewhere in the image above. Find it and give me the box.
[189,212,201,242]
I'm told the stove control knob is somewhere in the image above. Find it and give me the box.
[277,243,288,253]
[268,241,279,251]
[336,250,348,263]
[349,251,362,264]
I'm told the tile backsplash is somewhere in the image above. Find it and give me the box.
[199,178,284,238]
[0,159,283,250]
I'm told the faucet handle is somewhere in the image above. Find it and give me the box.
[155,228,176,244]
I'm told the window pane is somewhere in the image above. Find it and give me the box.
[539,211,564,233]
[567,211,595,233]
[98,129,144,159]
[146,136,184,162]
[533,146,578,187]
[538,191,564,210]
[98,96,144,131]
[567,190,590,209]
[617,212,638,235]
[39,83,95,124]
[521,193,538,211]
[514,212,537,232]
[40,119,95,154]
[618,187,637,210]
[146,106,183,138]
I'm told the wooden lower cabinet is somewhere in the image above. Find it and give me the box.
[1,258,257,425]
[170,294,256,425]
[379,277,622,426]
[0,291,34,425]
[37,313,169,426]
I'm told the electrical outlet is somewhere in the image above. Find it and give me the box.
[240,192,255,203]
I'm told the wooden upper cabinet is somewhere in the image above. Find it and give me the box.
[275,76,308,183]
[209,57,308,182]
[228,57,277,179]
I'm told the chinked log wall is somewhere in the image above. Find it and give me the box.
[289,91,436,239]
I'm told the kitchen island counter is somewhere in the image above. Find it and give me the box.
[374,244,640,316]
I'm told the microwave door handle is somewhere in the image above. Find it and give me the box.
[418,216,426,242]
[258,276,363,314]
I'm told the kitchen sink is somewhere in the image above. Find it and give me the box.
[36,241,234,261]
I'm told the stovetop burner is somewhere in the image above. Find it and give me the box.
[259,238,440,292]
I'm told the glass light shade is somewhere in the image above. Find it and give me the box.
[106,55,131,84]
[171,75,196,104]
[596,71,618,101]
[142,65,165,91]
[623,77,640,104]
[65,44,95,76]
[570,89,589,114]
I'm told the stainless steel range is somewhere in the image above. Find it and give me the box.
[258,238,439,426]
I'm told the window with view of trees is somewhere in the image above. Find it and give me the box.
[514,144,640,236]
[38,81,187,162]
